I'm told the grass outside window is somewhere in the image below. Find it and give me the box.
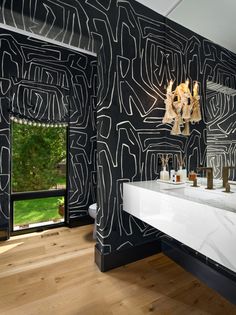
[14,196,64,226]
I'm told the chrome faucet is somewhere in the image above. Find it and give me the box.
[222,166,236,188]
[197,167,214,189]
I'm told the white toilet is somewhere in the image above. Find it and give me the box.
[88,203,97,238]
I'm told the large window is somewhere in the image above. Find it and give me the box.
[11,121,67,231]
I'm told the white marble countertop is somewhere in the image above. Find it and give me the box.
[123,180,236,273]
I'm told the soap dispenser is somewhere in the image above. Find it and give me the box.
[160,154,170,181]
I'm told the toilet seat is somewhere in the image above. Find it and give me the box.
[88,203,97,219]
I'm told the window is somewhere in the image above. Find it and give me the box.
[11,121,67,231]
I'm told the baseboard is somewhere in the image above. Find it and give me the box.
[11,222,65,236]
[0,229,9,241]
[68,215,94,228]
[0,236,9,241]
[162,240,236,305]
[95,239,162,272]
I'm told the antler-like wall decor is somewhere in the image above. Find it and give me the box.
[162,80,201,136]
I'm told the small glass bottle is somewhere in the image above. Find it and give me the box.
[177,166,187,182]
[181,167,187,182]
[177,166,182,182]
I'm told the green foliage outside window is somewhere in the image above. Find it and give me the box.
[12,123,67,192]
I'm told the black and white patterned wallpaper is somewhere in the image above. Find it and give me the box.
[0,0,236,261]
[0,29,97,237]
[10,79,70,123]
[206,90,236,180]
[0,95,10,239]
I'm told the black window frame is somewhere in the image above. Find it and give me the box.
[10,123,69,235]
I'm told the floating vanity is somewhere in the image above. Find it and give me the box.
[123,180,236,304]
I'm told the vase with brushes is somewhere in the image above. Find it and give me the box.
[160,154,170,181]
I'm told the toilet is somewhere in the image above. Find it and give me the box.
[88,203,97,238]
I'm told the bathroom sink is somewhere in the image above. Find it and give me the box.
[164,186,219,199]
[161,184,236,213]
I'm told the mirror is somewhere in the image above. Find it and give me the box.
[206,81,236,181]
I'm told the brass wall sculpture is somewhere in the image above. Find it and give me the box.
[163,80,202,136]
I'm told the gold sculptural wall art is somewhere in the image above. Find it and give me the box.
[162,79,202,136]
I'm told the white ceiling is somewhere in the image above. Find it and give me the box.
[136,0,236,54]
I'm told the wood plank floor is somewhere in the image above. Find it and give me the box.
[0,225,235,315]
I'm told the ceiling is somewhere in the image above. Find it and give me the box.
[136,0,236,54]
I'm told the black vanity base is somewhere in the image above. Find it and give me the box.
[95,237,236,305]
[95,240,162,272]
[162,240,236,305]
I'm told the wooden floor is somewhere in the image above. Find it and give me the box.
[0,225,235,315]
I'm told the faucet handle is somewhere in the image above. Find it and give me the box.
[222,166,236,187]
[192,178,199,187]
[197,167,213,189]
[225,183,231,193]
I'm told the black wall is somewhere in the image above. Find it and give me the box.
[1,0,236,269]
[0,29,97,238]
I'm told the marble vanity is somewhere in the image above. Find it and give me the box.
[123,180,236,303]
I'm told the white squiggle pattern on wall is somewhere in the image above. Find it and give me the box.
[0,29,97,236]
[0,96,11,238]
[1,1,236,270]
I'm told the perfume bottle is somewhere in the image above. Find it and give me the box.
[177,166,187,182]
[176,154,187,182]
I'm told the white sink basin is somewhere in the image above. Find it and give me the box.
[165,186,220,199]
[161,184,236,213]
